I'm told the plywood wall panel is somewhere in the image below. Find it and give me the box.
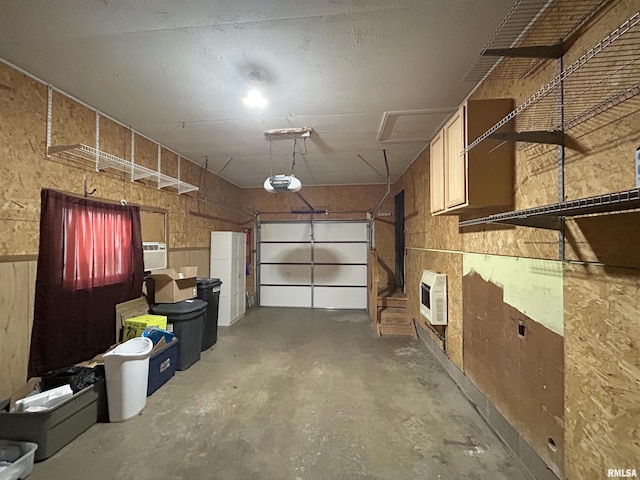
[564,264,640,480]
[565,213,640,268]
[133,133,157,172]
[51,91,94,148]
[513,147,559,210]
[461,224,559,260]
[182,158,204,192]
[405,248,463,370]
[0,261,31,399]
[0,65,47,256]
[463,277,565,476]
[99,116,129,159]
[161,149,179,179]
[564,104,640,199]
[245,184,384,218]
[395,148,462,252]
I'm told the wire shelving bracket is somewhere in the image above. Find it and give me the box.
[465,11,640,154]
[464,0,613,82]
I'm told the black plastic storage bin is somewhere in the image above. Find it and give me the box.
[150,299,207,371]
[196,277,222,351]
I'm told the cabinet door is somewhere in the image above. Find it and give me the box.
[445,106,467,208]
[430,130,445,213]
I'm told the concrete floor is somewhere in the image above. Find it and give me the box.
[31,308,529,480]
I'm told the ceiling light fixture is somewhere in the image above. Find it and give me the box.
[243,71,267,108]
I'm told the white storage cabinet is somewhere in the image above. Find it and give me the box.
[210,231,247,326]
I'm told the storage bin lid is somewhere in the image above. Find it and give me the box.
[196,277,222,287]
[150,298,208,317]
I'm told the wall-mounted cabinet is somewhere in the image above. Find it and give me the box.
[429,130,445,213]
[430,99,514,215]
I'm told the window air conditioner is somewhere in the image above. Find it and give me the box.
[142,242,167,271]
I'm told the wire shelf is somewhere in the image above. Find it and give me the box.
[459,188,640,229]
[464,0,612,82]
[465,11,640,153]
[48,144,199,195]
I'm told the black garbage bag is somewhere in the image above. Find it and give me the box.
[40,365,105,394]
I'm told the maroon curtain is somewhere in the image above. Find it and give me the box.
[29,189,144,376]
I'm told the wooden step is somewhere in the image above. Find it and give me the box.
[379,307,412,325]
[378,323,417,339]
[377,307,417,339]
[377,296,408,308]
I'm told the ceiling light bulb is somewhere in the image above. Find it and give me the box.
[243,88,267,108]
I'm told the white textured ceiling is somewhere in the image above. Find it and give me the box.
[0,0,514,187]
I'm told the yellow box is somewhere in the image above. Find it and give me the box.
[123,314,167,341]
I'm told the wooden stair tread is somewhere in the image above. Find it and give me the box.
[380,317,412,326]
[380,307,407,314]
[377,320,417,339]
[377,297,408,308]
[379,324,416,334]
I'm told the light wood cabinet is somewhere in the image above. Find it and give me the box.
[429,130,445,213]
[430,99,514,215]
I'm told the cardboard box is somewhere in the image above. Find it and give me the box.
[123,314,167,341]
[147,267,197,303]
[115,297,150,343]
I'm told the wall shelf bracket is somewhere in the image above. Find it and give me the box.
[483,44,564,59]
[488,130,564,146]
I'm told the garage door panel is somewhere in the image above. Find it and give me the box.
[261,264,311,285]
[314,222,368,242]
[314,264,366,286]
[260,242,311,263]
[314,287,367,309]
[260,286,312,307]
[314,243,368,264]
[261,223,312,242]
[259,222,368,309]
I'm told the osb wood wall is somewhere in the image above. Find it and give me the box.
[0,60,245,398]
[396,1,640,477]
[564,265,640,480]
[392,148,464,370]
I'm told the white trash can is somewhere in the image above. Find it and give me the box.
[103,337,153,422]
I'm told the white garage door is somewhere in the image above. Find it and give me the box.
[258,221,369,309]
